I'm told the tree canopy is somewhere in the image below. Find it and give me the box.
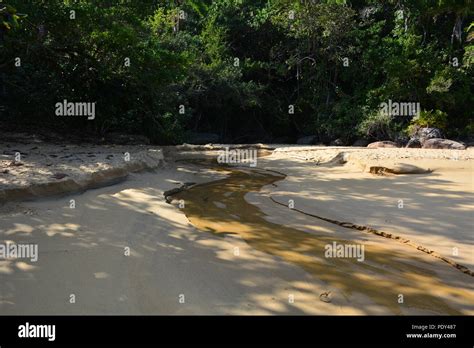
[1,0,472,144]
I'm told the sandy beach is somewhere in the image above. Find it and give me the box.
[3,2,472,344]
[0,143,472,314]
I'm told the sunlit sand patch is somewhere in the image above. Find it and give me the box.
[44,223,79,237]
[5,223,34,236]
[15,261,38,272]
[94,272,110,279]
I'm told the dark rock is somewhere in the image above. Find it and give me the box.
[422,138,466,150]
[297,135,318,145]
[417,127,443,143]
[408,127,443,147]
[458,136,474,147]
[352,139,369,147]
[395,134,409,147]
[367,141,398,148]
[317,133,334,145]
[406,138,422,148]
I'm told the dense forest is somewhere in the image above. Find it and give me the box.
[1,0,473,144]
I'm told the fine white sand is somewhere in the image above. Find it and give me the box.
[0,144,472,314]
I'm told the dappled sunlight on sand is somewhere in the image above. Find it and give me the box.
[174,163,474,315]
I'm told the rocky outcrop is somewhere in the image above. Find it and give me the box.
[0,149,164,203]
[422,138,466,150]
[407,127,443,148]
[405,138,422,148]
[418,127,443,142]
[394,135,409,147]
[367,141,398,148]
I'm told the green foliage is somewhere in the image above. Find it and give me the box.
[1,0,473,143]
[357,110,395,140]
[407,110,449,134]
[2,0,190,143]
[0,2,26,33]
[464,21,474,67]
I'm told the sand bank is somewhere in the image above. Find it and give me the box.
[0,143,472,314]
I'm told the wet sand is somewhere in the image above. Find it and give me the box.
[1,145,473,314]
[171,160,473,315]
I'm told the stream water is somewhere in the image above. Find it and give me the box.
[172,161,472,314]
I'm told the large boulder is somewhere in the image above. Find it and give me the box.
[407,127,443,148]
[418,127,443,142]
[296,135,318,145]
[367,141,398,148]
[187,132,220,145]
[405,138,422,148]
[422,138,466,150]
[395,134,410,147]
[456,136,474,148]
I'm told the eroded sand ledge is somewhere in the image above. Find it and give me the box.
[0,143,164,203]
[262,147,474,272]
